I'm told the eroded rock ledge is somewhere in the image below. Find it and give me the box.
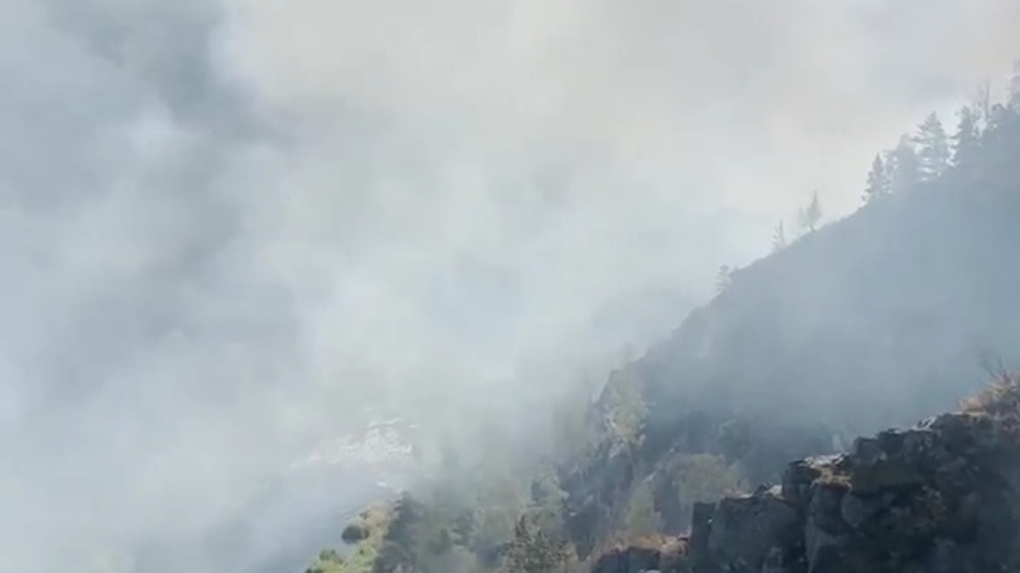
[594,406,1020,573]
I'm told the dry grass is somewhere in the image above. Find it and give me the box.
[599,533,687,556]
[959,373,1020,419]
[813,461,852,488]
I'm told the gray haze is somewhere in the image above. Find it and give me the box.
[1,0,1019,570]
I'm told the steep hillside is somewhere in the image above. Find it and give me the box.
[554,80,1020,562]
[640,181,1020,435]
[301,69,1020,573]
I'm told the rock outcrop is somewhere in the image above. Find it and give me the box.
[591,536,689,573]
[593,389,1020,573]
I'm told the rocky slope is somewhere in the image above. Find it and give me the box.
[592,377,1020,573]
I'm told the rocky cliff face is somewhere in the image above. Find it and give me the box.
[593,379,1020,573]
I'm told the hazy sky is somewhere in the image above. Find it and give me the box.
[2,0,1019,570]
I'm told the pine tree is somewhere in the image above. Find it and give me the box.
[951,106,981,169]
[1009,59,1020,110]
[913,112,950,181]
[505,516,567,573]
[887,135,920,193]
[797,189,822,233]
[975,81,993,127]
[862,154,891,203]
[771,220,787,252]
[980,102,1020,174]
[986,102,1012,132]
[602,369,647,445]
[623,481,662,537]
[715,265,732,294]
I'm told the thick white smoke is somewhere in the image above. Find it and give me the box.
[1,0,1018,570]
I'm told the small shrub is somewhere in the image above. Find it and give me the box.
[621,479,662,538]
[306,549,346,573]
[342,522,371,544]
